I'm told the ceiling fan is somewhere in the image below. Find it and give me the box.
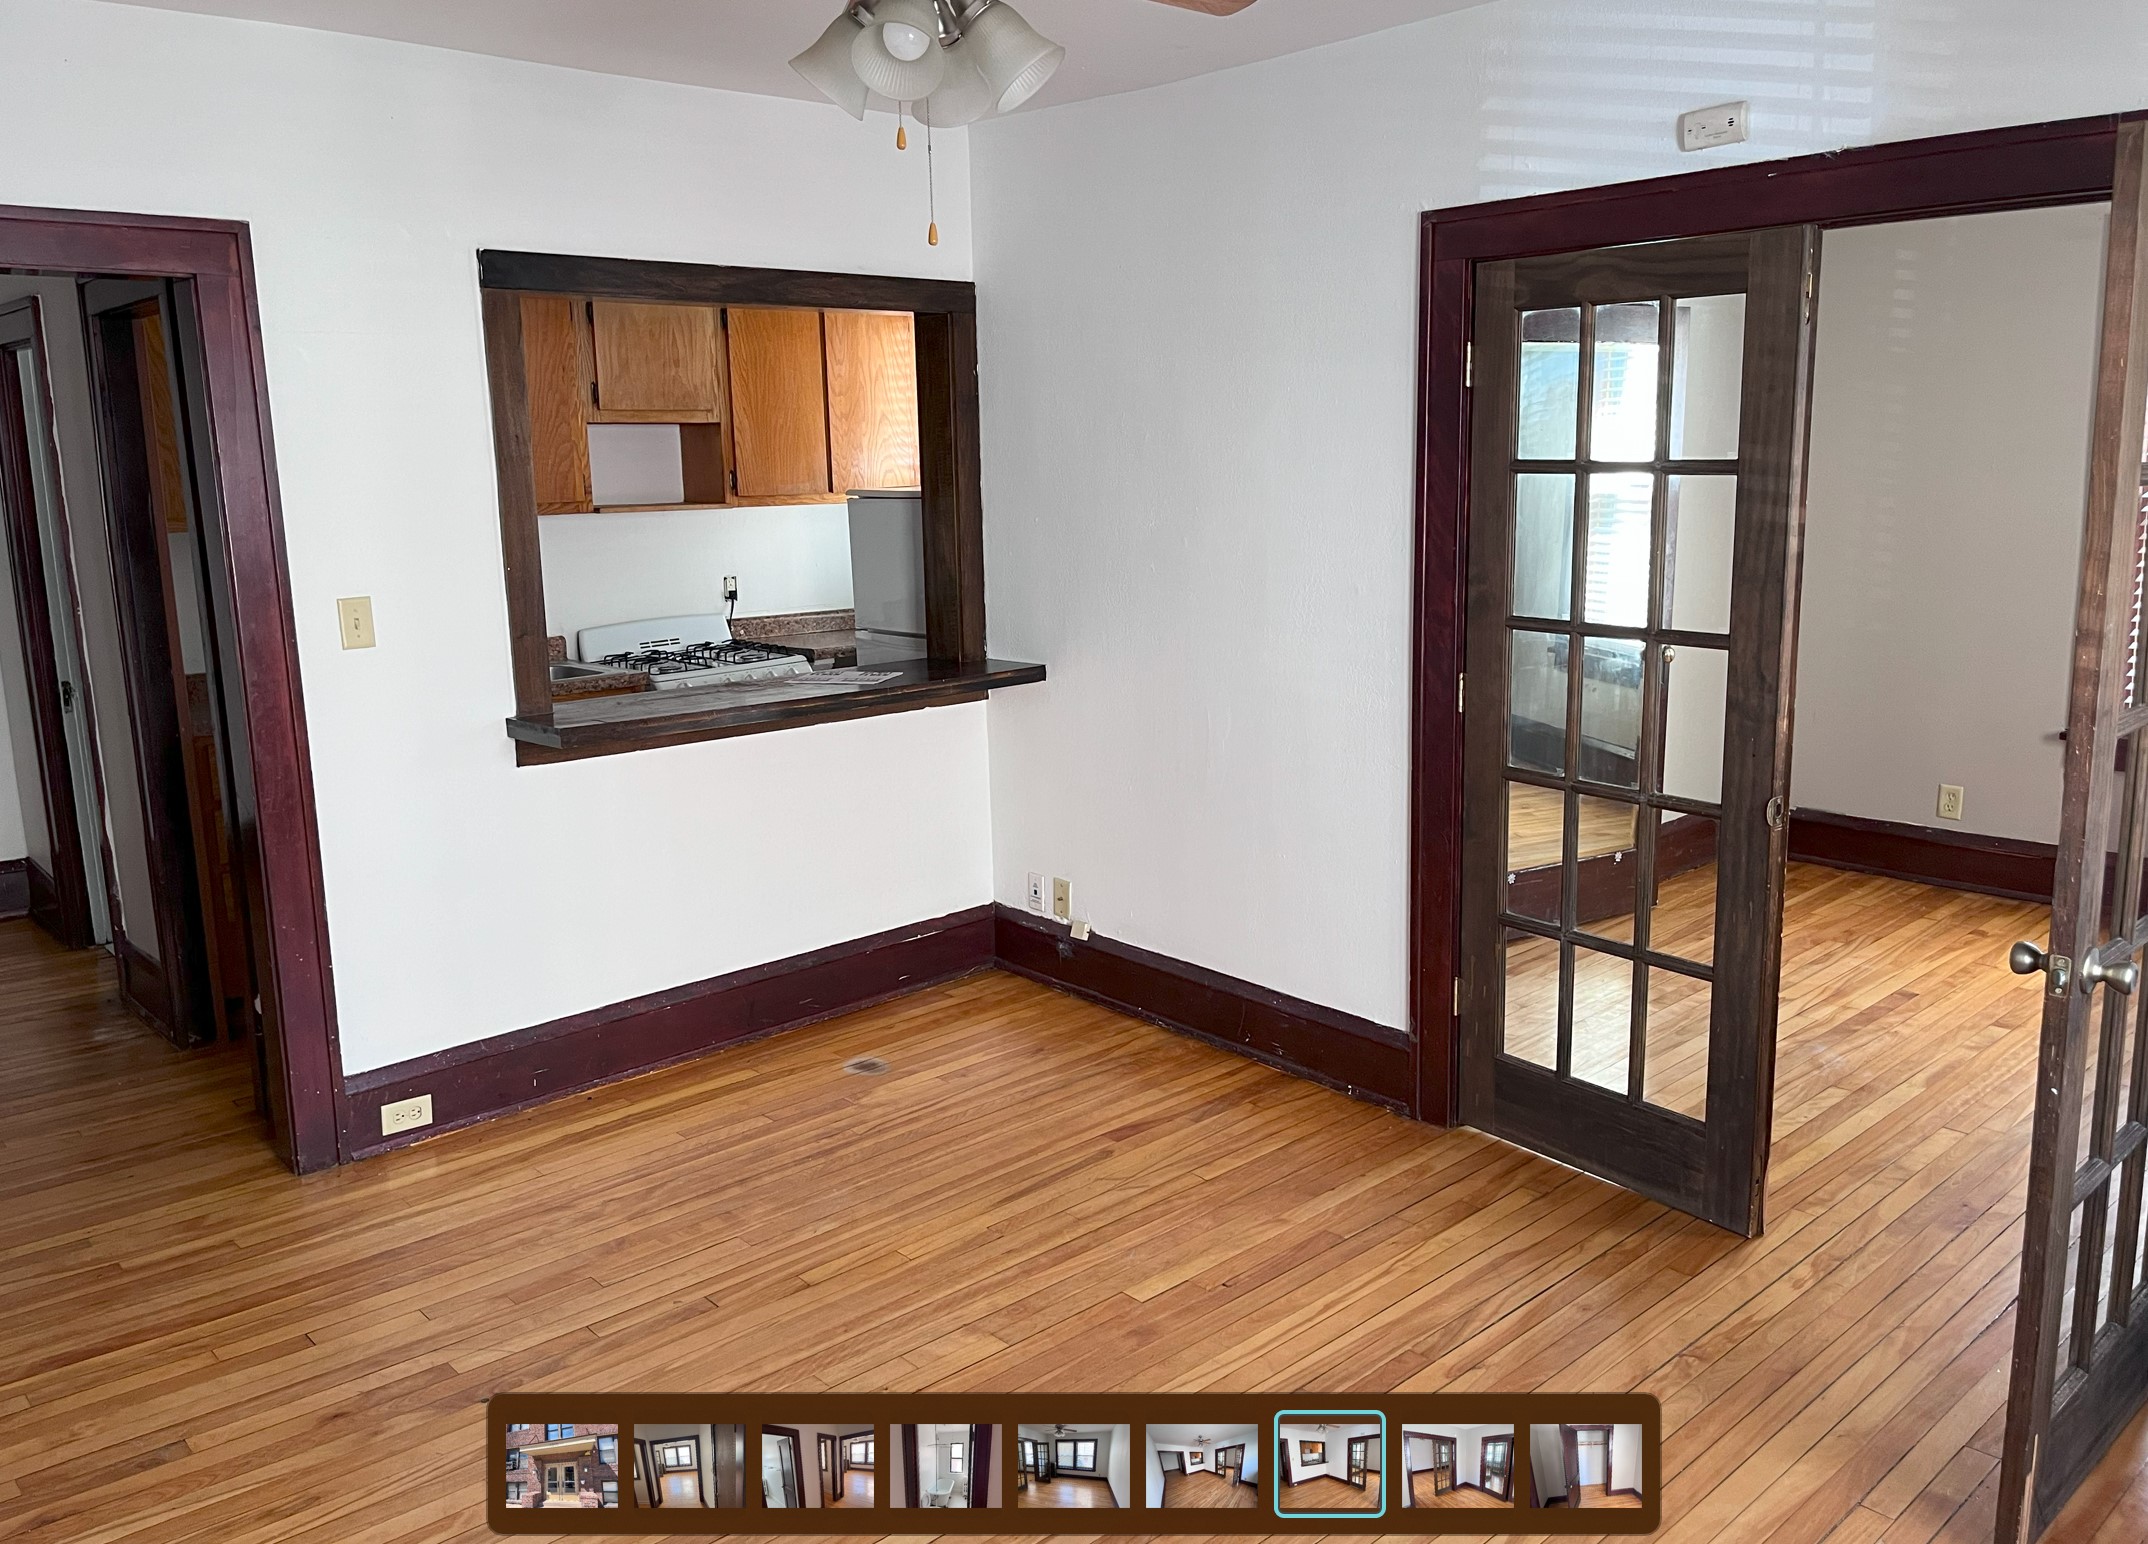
[793,0,1259,128]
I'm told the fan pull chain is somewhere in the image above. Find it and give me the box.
[927,114,939,247]
[896,102,908,151]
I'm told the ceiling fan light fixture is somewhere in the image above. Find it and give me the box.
[851,0,948,102]
[962,0,1066,113]
[789,9,872,119]
[920,36,995,127]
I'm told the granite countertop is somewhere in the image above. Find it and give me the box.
[730,609,860,665]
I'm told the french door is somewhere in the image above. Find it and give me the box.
[1459,227,1817,1235]
[1346,1435,1370,1489]
[1997,120,2148,1544]
[1481,1435,1513,1500]
[1429,1436,1455,1495]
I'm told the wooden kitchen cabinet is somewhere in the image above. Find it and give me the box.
[519,294,593,514]
[824,310,920,492]
[725,307,833,499]
[590,301,723,422]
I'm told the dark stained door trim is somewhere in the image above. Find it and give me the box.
[0,202,339,1171]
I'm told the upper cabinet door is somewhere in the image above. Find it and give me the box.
[825,310,920,492]
[726,307,833,499]
[519,295,593,513]
[590,301,722,422]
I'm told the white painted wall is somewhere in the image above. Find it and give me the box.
[1795,205,2105,843]
[540,503,854,655]
[1144,1429,1163,1507]
[1280,1424,1379,1486]
[971,0,2148,1031]
[1530,1425,1564,1503]
[0,0,981,1073]
[1608,1423,1643,1496]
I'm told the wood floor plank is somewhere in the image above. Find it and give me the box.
[0,870,2144,1540]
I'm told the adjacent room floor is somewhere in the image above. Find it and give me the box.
[1411,1473,1513,1508]
[1280,1472,1382,1513]
[1160,1468,1259,1509]
[830,1468,872,1507]
[1017,1475,1116,1508]
[2,866,2148,1542]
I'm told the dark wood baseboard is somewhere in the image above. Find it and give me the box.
[115,933,173,1038]
[992,905,1414,1115]
[0,858,25,919]
[339,905,996,1159]
[23,859,59,937]
[1789,808,2057,903]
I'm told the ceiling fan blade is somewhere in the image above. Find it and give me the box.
[1150,0,1261,13]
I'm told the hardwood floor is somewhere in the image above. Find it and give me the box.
[1161,1467,1260,1508]
[829,1467,872,1507]
[1018,1474,1117,1507]
[1411,1470,1514,1507]
[1,868,2147,1542]
[1280,1471,1382,1512]
[1508,781,1637,871]
[1563,1481,1647,1509]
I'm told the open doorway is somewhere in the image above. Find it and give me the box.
[0,273,263,1085]
[1425,115,2148,1543]
[0,205,339,1174]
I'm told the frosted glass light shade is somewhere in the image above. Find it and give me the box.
[965,1,1064,113]
[790,11,870,119]
[921,38,995,128]
[851,0,947,102]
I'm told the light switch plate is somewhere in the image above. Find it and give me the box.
[380,1093,432,1135]
[1677,100,1750,152]
[337,596,377,650]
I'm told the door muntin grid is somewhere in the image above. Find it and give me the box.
[1499,292,1745,1123]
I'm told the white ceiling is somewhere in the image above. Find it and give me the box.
[104,0,1490,112]
[1148,1423,1257,1445]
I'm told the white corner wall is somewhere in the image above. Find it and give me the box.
[0,0,981,1074]
[971,0,2148,1031]
[1795,205,2106,843]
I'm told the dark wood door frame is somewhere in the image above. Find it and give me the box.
[969,1422,993,1508]
[817,1431,838,1504]
[1411,110,2139,1127]
[0,203,340,1172]
[0,297,104,948]
[83,278,224,1047]
[761,1424,802,1507]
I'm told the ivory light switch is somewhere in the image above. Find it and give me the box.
[337,596,376,650]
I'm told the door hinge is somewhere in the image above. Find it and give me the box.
[1464,341,1473,389]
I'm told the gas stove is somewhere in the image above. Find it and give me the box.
[575,614,815,691]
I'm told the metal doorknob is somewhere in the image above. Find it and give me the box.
[2083,951,2140,995]
[2009,941,2048,976]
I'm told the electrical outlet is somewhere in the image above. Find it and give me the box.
[1938,784,1966,822]
[722,575,740,604]
[1678,100,1750,152]
[1051,877,1073,923]
[1026,872,1046,914]
[379,1093,433,1136]
[337,596,376,650]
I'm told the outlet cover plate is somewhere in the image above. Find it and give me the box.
[1026,873,1046,914]
[380,1093,433,1136]
[1051,877,1073,923]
